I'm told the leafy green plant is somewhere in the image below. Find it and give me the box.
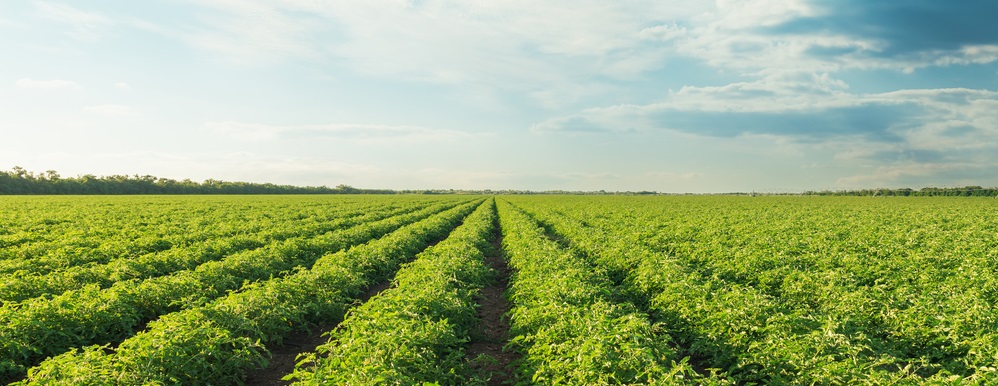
[289,198,496,385]
[16,199,482,385]
[496,200,693,384]
[1,198,466,382]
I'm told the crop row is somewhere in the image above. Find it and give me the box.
[0,197,274,269]
[16,198,483,385]
[5,195,997,385]
[0,196,438,277]
[509,196,998,384]
[0,199,436,305]
[0,199,469,382]
[287,198,497,385]
[495,199,690,384]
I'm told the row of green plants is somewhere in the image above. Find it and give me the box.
[6,195,995,384]
[0,196,269,270]
[0,197,168,258]
[0,196,436,273]
[287,198,497,385]
[510,196,998,384]
[508,198,734,383]
[0,199,433,305]
[15,199,483,385]
[496,199,692,384]
[0,199,468,382]
[1,226,181,277]
[633,197,998,383]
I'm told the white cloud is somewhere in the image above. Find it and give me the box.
[166,0,997,116]
[83,104,139,116]
[669,1,998,74]
[10,1,996,192]
[661,70,854,112]
[534,74,998,190]
[169,1,712,108]
[541,76,998,136]
[14,78,81,89]
[711,0,816,28]
[638,24,687,42]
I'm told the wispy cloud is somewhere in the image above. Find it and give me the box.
[34,1,112,41]
[539,71,998,142]
[34,1,109,26]
[166,1,713,108]
[530,116,627,134]
[171,1,998,115]
[8,1,998,192]
[536,78,998,189]
[206,121,477,143]
[83,104,139,117]
[177,1,323,65]
[14,78,81,89]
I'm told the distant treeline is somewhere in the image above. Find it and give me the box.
[3,166,996,196]
[0,167,394,195]
[802,187,998,197]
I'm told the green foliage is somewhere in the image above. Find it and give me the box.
[6,195,998,385]
[0,166,393,195]
[289,199,496,385]
[0,196,468,382]
[16,198,482,385]
[497,200,692,384]
[507,195,998,384]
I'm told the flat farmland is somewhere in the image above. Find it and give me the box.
[2,195,997,385]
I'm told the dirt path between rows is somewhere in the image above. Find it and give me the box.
[465,215,517,385]
[243,207,478,385]
[242,280,392,386]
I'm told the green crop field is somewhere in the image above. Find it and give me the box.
[2,195,998,385]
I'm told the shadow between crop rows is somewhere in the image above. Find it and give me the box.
[465,203,517,385]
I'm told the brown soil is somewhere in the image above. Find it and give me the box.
[465,226,518,385]
[242,281,393,386]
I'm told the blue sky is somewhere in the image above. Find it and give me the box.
[2,1,997,192]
